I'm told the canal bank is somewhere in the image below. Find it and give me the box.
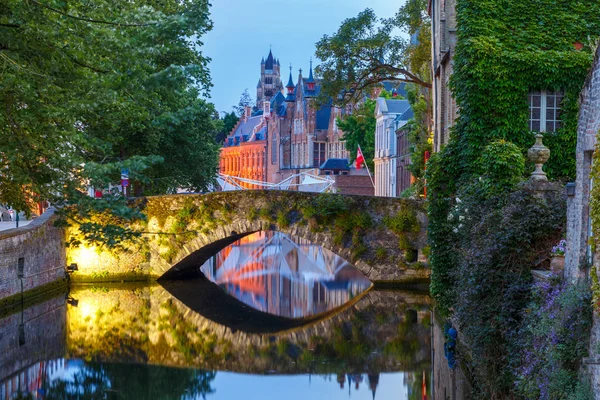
[0,208,68,311]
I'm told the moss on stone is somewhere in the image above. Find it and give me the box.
[0,278,69,316]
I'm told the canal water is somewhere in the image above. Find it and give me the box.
[0,232,439,399]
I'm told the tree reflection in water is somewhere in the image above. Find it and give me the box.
[13,364,216,400]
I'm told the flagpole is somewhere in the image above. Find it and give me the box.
[364,160,375,188]
[358,145,375,188]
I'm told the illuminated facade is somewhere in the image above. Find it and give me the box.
[220,50,351,188]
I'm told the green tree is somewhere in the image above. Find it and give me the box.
[315,5,431,107]
[232,89,254,116]
[215,111,239,144]
[1,0,219,244]
[337,99,376,171]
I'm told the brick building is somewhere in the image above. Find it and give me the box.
[219,106,268,189]
[221,50,359,192]
[429,0,458,152]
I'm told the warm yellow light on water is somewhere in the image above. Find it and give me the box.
[77,300,97,321]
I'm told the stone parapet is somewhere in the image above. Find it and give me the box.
[0,209,66,305]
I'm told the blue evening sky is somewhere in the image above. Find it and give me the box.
[202,0,404,114]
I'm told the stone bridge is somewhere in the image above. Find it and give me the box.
[68,190,429,283]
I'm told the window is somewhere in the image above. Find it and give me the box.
[304,142,308,166]
[265,89,273,97]
[265,77,273,85]
[271,134,277,164]
[340,141,348,159]
[529,90,564,132]
[294,119,303,134]
[313,142,326,167]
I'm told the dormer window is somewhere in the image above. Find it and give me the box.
[528,90,564,132]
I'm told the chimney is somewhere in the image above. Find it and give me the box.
[263,101,270,117]
[244,106,252,122]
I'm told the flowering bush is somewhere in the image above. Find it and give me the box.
[516,277,592,399]
[551,239,567,257]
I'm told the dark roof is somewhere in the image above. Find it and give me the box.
[270,91,285,106]
[256,78,262,88]
[316,102,332,130]
[265,50,275,70]
[286,71,295,88]
[270,92,288,116]
[320,158,350,170]
[399,107,414,120]
[306,61,315,83]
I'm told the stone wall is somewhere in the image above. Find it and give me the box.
[0,209,66,305]
[567,46,600,399]
[68,191,429,284]
[565,46,600,281]
[0,294,66,385]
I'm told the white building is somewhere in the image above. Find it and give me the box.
[374,98,412,197]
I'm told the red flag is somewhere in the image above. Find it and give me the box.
[356,145,365,169]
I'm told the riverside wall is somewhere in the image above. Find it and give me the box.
[0,209,67,307]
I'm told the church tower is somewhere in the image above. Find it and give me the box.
[256,49,283,107]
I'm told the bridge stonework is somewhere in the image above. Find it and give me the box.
[68,191,428,283]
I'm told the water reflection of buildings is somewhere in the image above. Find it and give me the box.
[200,231,371,318]
[0,359,65,399]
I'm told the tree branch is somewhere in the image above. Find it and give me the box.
[30,0,157,27]
[0,23,21,28]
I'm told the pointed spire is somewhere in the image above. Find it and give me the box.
[306,58,315,83]
[285,65,296,102]
[261,57,265,64]
[286,65,295,88]
[265,48,275,70]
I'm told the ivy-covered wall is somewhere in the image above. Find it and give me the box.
[427,1,600,397]
[429,0,600,313]
[450,0,600,180]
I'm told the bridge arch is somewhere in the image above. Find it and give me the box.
[143,191,429,283]
[67,191,429,284]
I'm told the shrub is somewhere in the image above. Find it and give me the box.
[450,188,566,396]
[477,140,525,195]
[516,278,592,400]
[276,211,290,228]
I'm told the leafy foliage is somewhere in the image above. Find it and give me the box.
[336,99,376,171]
[428,0,600,319]
[0,0,220,241]
[477,140,526,195]
[315,5,431,106]
[232,89,254,116]
[447,187,566,397]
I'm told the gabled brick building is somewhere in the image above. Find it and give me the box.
[220,50,354,191]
